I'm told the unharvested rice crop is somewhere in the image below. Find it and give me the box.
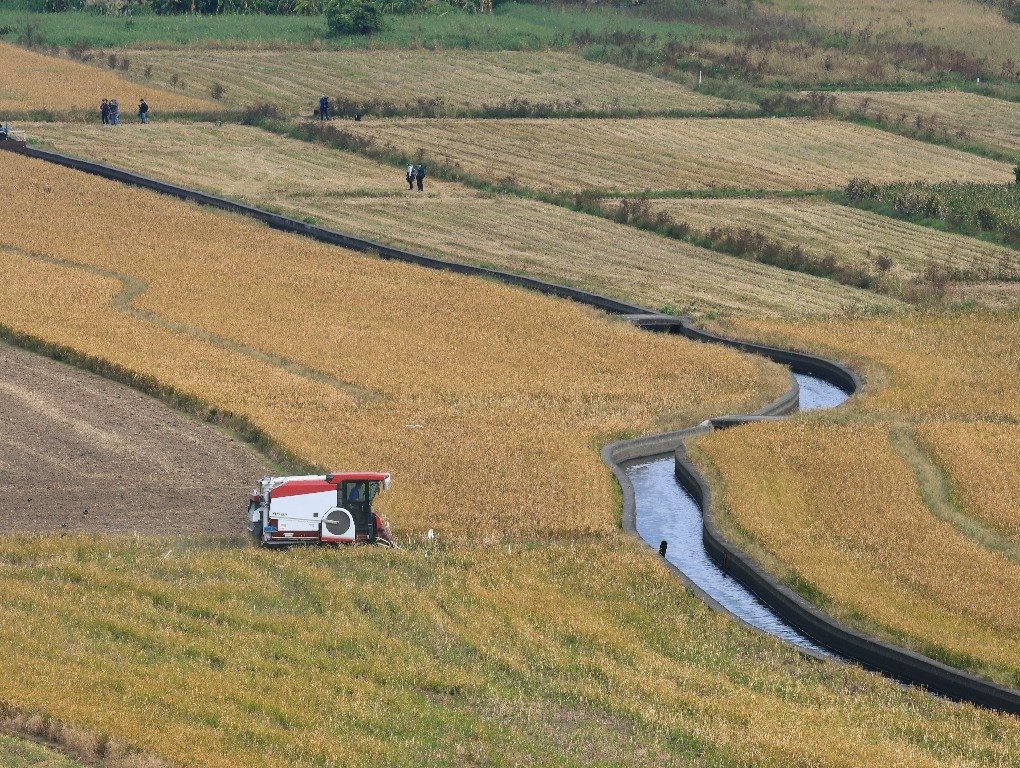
[696,419,1020,685]
[341,117,1014,192]
[116,48,741,115]
[721,309,1020,420]
[837,89,1020,155]
[0,152,789,539]
[27,122,899,318]
[0,42,211,113]
[644,196,1019,282]
[918,422,1020,546]
[3,537,1018,767]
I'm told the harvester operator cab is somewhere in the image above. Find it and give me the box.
[341,480,375,539]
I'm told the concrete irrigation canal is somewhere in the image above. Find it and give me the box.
[5,140,1019,715]
[624,373,849,660]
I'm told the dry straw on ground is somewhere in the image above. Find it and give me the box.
[769,0,1020,68]
[644,196,1019,282]
[340,116,1013,193]
[0,42,212,113]
[0,152,788,540]
[27,121,898,318]
[838,89,1020,155]
[115,49,740,115]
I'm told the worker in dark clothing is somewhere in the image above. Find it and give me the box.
[415,163,426,192]
[100,99,110,125]
[138,98,149,124]
[318,95,329,121]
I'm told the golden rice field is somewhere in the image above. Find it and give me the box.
[117,48,741,115]
[0,42,211,114]
[26,122,899,318]
[837,89,1020,155]
[643,196,1019,282]
[4,155,1017,768]
[766,0,1020,68]
[722,309,1020,421]
[0,151,792,540]
[696,419,1020,685]
[5,536,1019,767]
[341,117,1014,192]
[918,422,1020,547]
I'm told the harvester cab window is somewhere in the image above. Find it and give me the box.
[341,480,374,539]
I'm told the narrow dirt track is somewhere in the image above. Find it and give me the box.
[0,342,269,536]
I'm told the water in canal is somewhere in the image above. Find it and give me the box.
[624,373,850,656]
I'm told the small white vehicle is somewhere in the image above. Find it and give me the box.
[247,472,394,547]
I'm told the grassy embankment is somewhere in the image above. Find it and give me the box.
[7,141,1020,767]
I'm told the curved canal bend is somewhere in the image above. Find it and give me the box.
[624,373,849,659]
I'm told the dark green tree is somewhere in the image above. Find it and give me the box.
[325,0,382,35]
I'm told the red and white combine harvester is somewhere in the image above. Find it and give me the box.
[247,472,394,547]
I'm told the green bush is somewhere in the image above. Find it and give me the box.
[325,0,381,35]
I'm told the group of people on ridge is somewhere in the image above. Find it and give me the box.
[101,98,149,125]
[406,163,427,192]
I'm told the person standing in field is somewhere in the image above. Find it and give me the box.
[319,95,329,121]
[415,163,426,192]
[406,164,415,190]
[110,99,120,126]
[100,99,109,125]
[138,98,149,124]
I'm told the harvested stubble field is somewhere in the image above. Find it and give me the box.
[643,196,1019,283]
[0,151,790,540]
[341,117,1014,193]
[838,89,1020,155]
[0,42,211,114]
[26,121,899,318]
[767,0,1020,69]
[5,154,1018,768]
[695,309,1020,684]
[116,48,741,115]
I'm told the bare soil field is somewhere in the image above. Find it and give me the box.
[117,48,743,115]
[0,41,211,114]
[644,196,1019,282]
[338,117,1014,192]
[837,89,1020,155]
[27,122,898,317]
[0,341,267,536]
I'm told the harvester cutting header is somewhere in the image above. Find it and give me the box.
[247,472,394,547]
